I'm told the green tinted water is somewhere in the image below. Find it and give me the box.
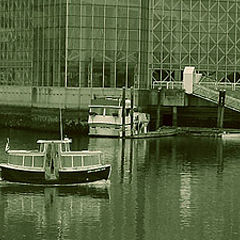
[0,128,239,240]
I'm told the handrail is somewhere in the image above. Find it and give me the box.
[8,151,44,157]
[197,81,240,91]
[193,84,240,112]
[152,81,184,90]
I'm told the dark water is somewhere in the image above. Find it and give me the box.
[0,128,240,240]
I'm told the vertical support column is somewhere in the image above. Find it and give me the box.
[64,0,69,88]
[172,106,177,127]
[156,88,161,130]
[217,90,226,129]
[102,0,106,88]
[59,108,63,140]
[130,86,134,137]
[122,87,126,138]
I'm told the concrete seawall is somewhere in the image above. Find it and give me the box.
[0,86,150,133]
[1,86,240,133]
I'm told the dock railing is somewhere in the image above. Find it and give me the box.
[152,81,184,90]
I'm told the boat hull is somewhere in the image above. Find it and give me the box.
[89,126,130,137]
[0,165,111,185]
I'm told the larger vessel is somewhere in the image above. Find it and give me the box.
[88,97,150,137]
[0,138,111,185]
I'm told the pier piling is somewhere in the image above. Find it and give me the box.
[156,88,161,130]
[172,106,177,127]
[122,87,126,138]
[217,90,225,129]
[130,87,134,137]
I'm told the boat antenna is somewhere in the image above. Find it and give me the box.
[59,108,63,140]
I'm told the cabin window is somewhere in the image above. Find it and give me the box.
[90,107,104,115]
[83,155,100,166]
[9,155,22,165]
[34,156,44,167]
[61,156,72,167]
[105,108,119,117]
[24,156,32,167]
[73,156,82,167]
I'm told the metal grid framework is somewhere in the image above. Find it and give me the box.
[0,0,66,87]
[0,0,150,89]
[151,0,240,85]
[3,0,240,89]
[66,0,149,89]
[0,0,33,85]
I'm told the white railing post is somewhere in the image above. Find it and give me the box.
[81,156,84,167]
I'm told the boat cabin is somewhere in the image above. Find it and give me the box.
[1,138,110,184]
[6,139,104,171]
[88,97,150,137]
[37,139,72,153]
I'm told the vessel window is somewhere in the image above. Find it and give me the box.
[61,156,72,167]
[73,156,82,167]
[90,107,104,115]
[9,155,22,165]
[34,156,44,167]
[83,155,99,166]
[105,108,119,116]
[24,156,32,167]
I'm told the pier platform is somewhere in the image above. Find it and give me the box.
[128,126,240,139]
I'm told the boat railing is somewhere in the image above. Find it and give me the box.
[60,151,103,168]
[8,150,43,156]
[8,152,45,168]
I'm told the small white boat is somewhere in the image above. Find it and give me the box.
[221,132,240,139]
[0,138,111,185]
[88,97,150,137]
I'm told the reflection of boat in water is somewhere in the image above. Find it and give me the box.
[0,183,110,200]
[0,138,111,185]
[88,97,150,137]
[0,183,109,232]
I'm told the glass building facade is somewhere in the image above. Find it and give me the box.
[1,0,240,89]
[0,0,149,89]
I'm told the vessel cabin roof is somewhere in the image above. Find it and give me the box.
[90,98,131,108]
[90,98,120,107]
[37,139,72,144]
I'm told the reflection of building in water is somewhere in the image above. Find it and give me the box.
[179,163,192,227]
[0,185,109,238]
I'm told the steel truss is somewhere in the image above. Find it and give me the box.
[150,0,240,86]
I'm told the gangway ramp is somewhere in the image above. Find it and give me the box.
[193,84,240,113]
